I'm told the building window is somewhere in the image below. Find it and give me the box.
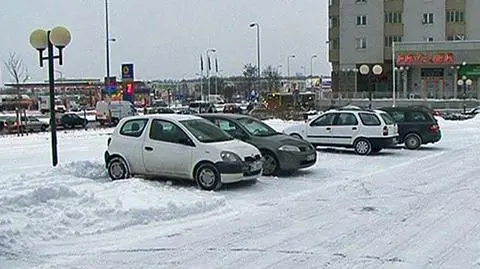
[356,38,367,49]
[446,10,465,23]
[356,15,367,25]
[423,13,434,24]
[385,12,403,23]
[447,34,465,41]
[385,36,403,47]
[329,16,339,28]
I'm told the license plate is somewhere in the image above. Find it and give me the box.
[306,154,316,161]
[250,161,263,171]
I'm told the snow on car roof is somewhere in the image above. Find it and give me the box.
[127,113,201,122]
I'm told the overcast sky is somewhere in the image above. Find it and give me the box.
[0,0,329,84]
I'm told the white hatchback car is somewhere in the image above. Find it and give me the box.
[283,108,398,155]
[104,114,263,190]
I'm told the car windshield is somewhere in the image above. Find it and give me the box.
[237,117,278,136]
[180,119,234,143]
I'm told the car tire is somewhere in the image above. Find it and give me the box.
[195,163,222,191]
[405,133,422,150]
[290,133,303,140]
[107,156,130,180]
[354,138,372,155]
[261,151,279,176]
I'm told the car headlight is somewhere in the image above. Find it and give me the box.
[278,145,301,152]
[220,151,242,163]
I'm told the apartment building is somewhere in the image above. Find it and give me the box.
[329,0,480,100]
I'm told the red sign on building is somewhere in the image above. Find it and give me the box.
[396,52,456,66]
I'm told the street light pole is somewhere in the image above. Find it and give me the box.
[104,0,110,101]
[287,55,295,77]
[206,48,216,103]
[310,55,317,79]
[249,23,260,79]
[30,26,71,167]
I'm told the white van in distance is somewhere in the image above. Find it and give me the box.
[95,100,137,126]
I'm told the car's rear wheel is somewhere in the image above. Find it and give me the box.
[107,156,130,180]
[405,133,422,150]
[195,163,222,191]
[261,151,279,176]
[354,138,372,155]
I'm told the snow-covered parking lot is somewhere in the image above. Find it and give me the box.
[1,117,480,269]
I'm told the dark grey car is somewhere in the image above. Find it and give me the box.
[200,114,317,176]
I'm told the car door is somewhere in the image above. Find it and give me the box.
[387,110,407,140]
[330,112,359,145]
[143,119,194,177]
[306,113,338,145]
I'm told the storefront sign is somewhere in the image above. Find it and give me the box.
[396,52,456,66]
[458,65,480,77]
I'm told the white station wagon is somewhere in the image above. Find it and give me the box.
[283,108,398,155]
[104,114,263,190]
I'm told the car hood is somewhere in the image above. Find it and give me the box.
[209,139,261,158]
[254,133,312,148]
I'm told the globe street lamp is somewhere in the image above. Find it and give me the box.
[30,26,71,167]
[249,22,260,79]
[359,64,383,109]
[457,76,473,114]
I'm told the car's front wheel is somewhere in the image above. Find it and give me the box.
[195,163,222,191]
[107,156,130,180]
[354,138,372,155]
[261,151,279,176]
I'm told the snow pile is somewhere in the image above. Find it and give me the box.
[264,119,300,132]
[0,161,226,255]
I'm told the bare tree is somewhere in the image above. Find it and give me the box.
[4,52,29,85]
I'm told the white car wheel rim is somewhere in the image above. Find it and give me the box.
[356,141,369,154]
[199,169,216,187]
[110,162,124,179]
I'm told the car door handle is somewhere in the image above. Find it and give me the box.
[352,127,358,130]
[144,146,153,151]
[326,127,331,131]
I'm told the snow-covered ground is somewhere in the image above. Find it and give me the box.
[1,117,480,269]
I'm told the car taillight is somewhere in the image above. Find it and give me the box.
[430,124,440,133]
[382,126,389,136]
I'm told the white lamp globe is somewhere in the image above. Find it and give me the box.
[372,64,383,75]
[466,79,473,86]
[50,26,71,48]
[359,64,370,75]
[29,29,48,50]
[457,80,464,86]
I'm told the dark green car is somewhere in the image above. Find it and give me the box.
[200,114,317,176]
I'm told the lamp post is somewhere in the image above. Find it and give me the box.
[287,55,295,77]
[359,64,383,109]
[249,22,260,80]
[277,64,283,75]
[457,76,473,114]
[310,54,317,79]
[206,48,216,102]
[30,26,71,167]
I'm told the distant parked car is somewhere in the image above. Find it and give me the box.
[175,108,198,115]
[283,108,398,155]
[380,106,441,149]
[147,107,175,114]
[104,114,263,190]
[60,113,88,129]
[200,114,317,176]
[248,108,275,120]
[223,103,242,114]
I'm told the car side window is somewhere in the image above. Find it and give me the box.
[215,119,237,132]
[358,113,381,126]
[335,113,358,126]
[149,119,190,145]
[408,111,428,122]
[311,113,337,126]
[120,119,148,137]
[390,111,405,123]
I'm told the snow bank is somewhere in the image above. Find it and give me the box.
[0,161,226,255]
[264,119,300,132]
